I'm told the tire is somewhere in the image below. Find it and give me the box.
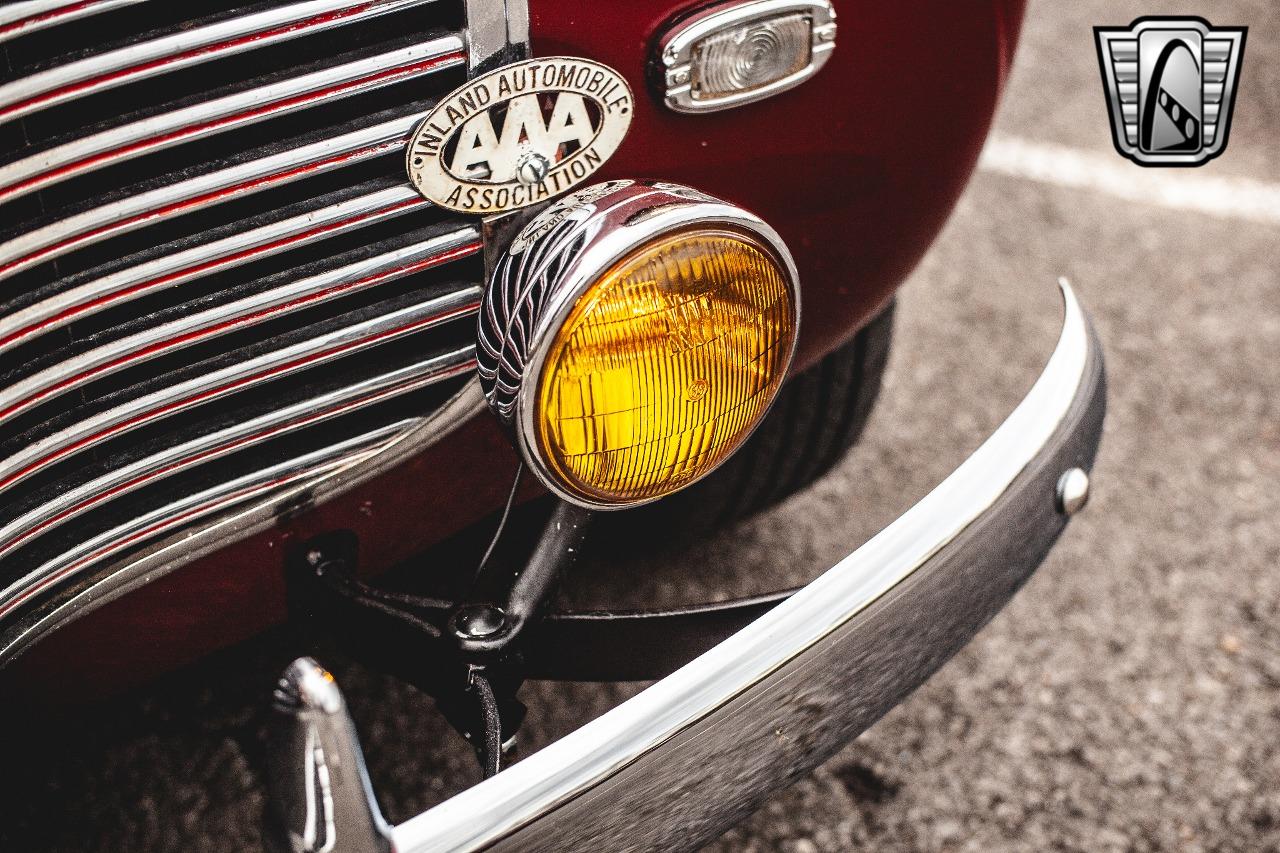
[608,298,895,537]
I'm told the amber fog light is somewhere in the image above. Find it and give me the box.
[478,181,800,509]
[537,229,794,504]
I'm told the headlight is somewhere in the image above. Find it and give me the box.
[478,181,800,509]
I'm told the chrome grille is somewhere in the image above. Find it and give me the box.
[0,2,150,46]
[0,0,483,637]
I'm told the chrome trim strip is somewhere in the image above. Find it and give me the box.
[391,280,1102,851]
[462,0,531,306]
[0,345,475,565]
[0,114,423,283]
[0,381,486,664]
[0,0,434,124]
[463,0,530,73]
[0,185,429,358]
[0,38,465,206]
[0,422,413,627]
[0,228,481,427]
[0,285,480,498]
[0,0,147,44]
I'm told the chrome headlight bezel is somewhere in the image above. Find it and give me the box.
[476,180,802,509]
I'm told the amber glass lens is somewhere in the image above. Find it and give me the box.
[534,229,796,505]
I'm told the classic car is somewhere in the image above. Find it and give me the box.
[0,0,1105,850]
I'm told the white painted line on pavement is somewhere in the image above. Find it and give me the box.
[978,135,1280,226]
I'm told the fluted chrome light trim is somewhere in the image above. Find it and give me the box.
[0,0,147,45]
[0,227,481,427]
[0,0,436,124]
[0,113,424,283]
[0,38,465,206]
[0,185,429,359]
[0,345,475,562]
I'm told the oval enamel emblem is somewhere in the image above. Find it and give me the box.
[405,57,633,215]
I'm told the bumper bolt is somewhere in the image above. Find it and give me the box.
[1055,468,1090,516]
[454,604,508,640]
[515,152,550,186]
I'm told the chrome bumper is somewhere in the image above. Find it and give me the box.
[273,279,1106,853]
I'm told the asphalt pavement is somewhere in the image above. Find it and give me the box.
[707,1,1280,849]
[3,1,1278,850]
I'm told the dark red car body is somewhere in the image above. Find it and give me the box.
[8,0,1026,698]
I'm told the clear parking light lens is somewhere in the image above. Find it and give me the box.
[534,229,797,506]
[658,1,836,113]
[692,13,812,100]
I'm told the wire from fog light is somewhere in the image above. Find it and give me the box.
[477,181,800,509]
[657,0,837,114]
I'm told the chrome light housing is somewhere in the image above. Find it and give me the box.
[477,180,801,509]
[656,0,837,113]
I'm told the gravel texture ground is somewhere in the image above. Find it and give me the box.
[2,0,1277,850]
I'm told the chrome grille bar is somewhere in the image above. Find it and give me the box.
[0,282,482,498]
[0,422,415,622]
[0,113,423,283]
[0,0,148,45]
[0,185,429,358]
[0,0,437,124]
[0,346,475,562]
[0,227,482,427]
[0,37,465,205]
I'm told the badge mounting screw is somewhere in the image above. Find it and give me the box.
[516,152,551,186]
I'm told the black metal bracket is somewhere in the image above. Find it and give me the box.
[284,500,795,775]
[285,496,592,775]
